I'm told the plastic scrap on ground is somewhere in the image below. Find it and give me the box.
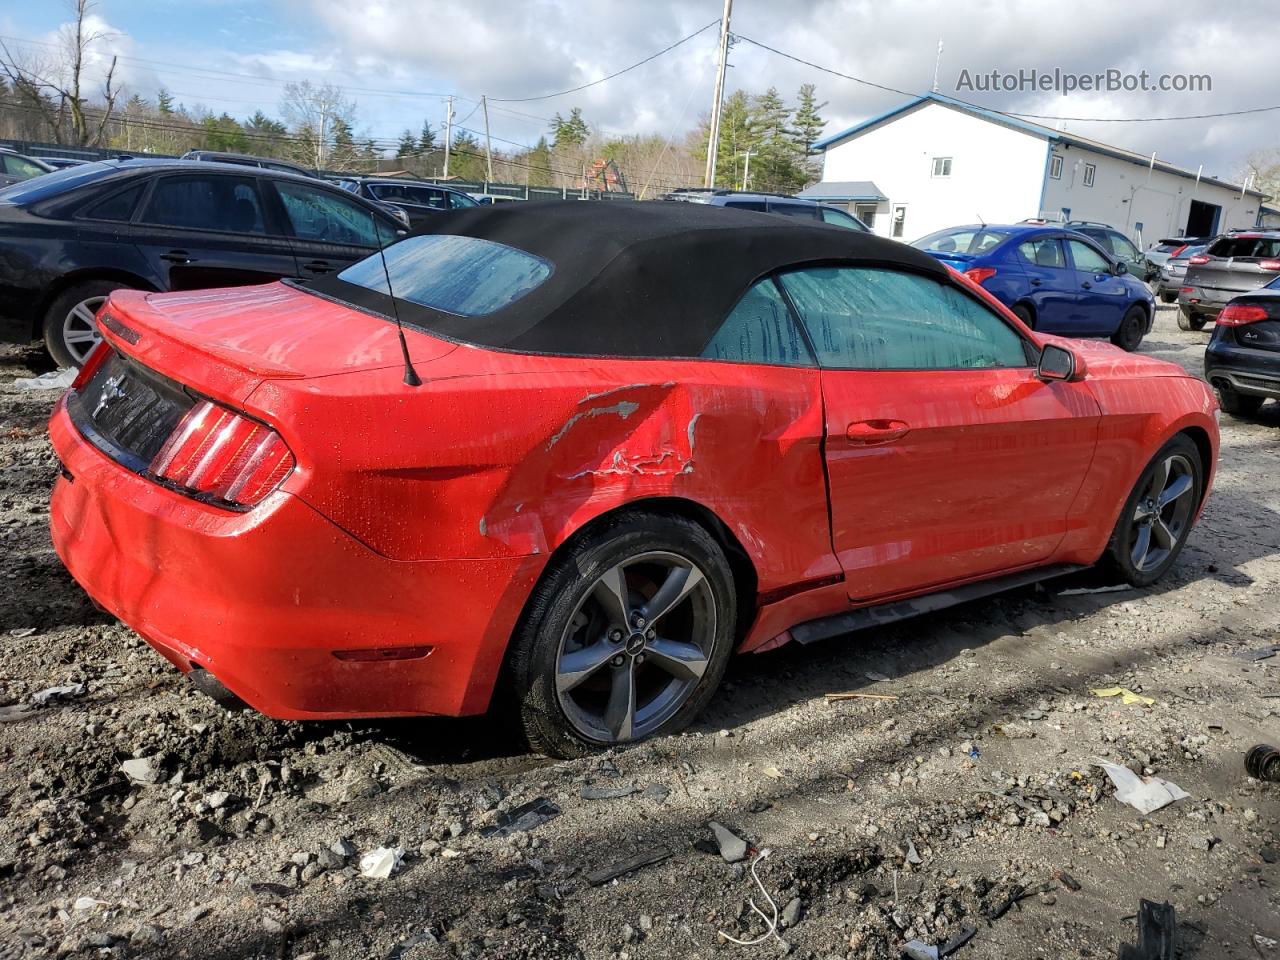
[358,846,404,879]
[480,797,561,837]
[1091,687,1156,706]
[13,368,77,390]
[1096,762,1190,815]
[585,846,670,886]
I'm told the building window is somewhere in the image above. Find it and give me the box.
[931,157,952,178]
[892,204,907,238]
[855,204,877,228]
[1083,163,1096,187]
[1049,155,1063,179]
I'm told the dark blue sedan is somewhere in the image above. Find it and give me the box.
[912,224,1156,351]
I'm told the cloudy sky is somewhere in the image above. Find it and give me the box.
[3,0,1277,181]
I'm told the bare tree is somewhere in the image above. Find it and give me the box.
[280,81,354,170]
[1241,148,1280,204]
[0,0,119,146]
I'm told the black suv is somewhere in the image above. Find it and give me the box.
[1204,277,1280,419]
[1180,231,1280,330]
[334,177,479,229]
[659,188,870,232]
[0,158,405,366]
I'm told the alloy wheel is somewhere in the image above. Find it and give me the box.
[555,551,716,744]
[1130,453,1196,572]
[62,295,107,365]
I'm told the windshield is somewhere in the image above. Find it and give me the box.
[337,234,552,317]
[0,161,119,203]
[911,227,1010,255]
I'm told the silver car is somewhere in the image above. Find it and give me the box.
[1156,243,1209,304]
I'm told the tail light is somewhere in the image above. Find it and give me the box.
[1216,304,1269,327]
[964,267,997,284]
[1188,254,1210,265]
[71,341,111,390]
[1259,260,1280,272]
[149,400,294,507]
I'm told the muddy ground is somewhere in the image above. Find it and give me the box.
[1,303,1278,960]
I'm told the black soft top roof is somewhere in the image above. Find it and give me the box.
[305,199,949,358]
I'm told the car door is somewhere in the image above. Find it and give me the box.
[777,265,1100,601]
[1065,238,1128,334]
[1013,235,1077,333]
[131,172,298,291]
[271,179,400,277]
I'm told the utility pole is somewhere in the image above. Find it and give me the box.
[739,149,756,191]
[443,95,455,178]
[481,95,494,184]
[703,0,733,188]
[932,40,944,93]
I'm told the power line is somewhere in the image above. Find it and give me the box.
[489,18,720,103]
[733,32,1280,124]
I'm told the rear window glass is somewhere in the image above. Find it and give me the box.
[912,228,1009,255]
[0,161,118,203]
[337,234,552,317]
[81,183,143,221]
[1207,236,1280,258]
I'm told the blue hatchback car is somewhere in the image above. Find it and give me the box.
[911,224,1155,351]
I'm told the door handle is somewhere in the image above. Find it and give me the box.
[1081,281,1092,289]
[846,419,910,444]
[160,250,195,264]
[1029,278,1042,286]
[302,260,334,274]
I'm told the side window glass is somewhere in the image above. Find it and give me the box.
[140,176,267,234]
[701,279,813,367]
[1111,234,1140,261]
[768,202,819,219]
[449,192,478,209]
[778,266,1028,371]
[722,200,768,211]
[81,183,143,222]
[1018,238,1065,269]
[1068,240,1111,274]
[276,182,394,246]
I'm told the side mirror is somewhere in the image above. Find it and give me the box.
[1038,343,1083,382]
[1113,260,1128,276]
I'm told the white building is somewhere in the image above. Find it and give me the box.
[801,93,1267,245]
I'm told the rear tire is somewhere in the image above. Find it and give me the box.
[1011,303,1035,330]
[1215,383,1264,418]
[1176,307,1206,331]
[1110,304,1147,352]
[42,280,131,368]
[508,511,737,759]
[1099,434,1202,588]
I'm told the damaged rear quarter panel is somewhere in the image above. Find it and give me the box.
[247,348,836,596]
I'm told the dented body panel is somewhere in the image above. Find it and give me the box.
[50,260,1219,722]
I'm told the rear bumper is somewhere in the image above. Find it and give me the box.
[1205,349,1280,400]
[48,396,543,719]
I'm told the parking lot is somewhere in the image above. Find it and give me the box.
[1,301,1277,959]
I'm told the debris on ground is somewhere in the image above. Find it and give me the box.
[120,756,162,784]
[1096,762,1190,814]
[825,691,899,702]
[1245,744,1280,782]
[1090,687,1156,706]
[1058,584,1132,596]
[585,846,671,885]
[480,796,562,836]
[1118,899,1176,960]
[358,847,404,879]
[708,820,749,863]
[29,682,85,705]
[12,367,76,390]
[579,784,639,800]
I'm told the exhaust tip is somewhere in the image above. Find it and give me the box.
[188,666,247,711]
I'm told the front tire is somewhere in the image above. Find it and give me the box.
[1177,307,1207,331]
[42,280,131,368]
[1011,303,1035,330]
[1100,435,1202,587]
[1110,304,1147,351]
[509,511,737,759]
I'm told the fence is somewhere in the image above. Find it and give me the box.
[1,139,639,201]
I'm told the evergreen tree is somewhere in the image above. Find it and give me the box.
[156,88,175,116]
[450,129,484,181]
[244,110,287,156]
[524,136,554,187]
[397,128,418,159]
[200,113,247,152]
[330,115,358,169]
[549,107,589,148]
[790,83,826,185]
[694,90,752,188]
[417,120,435,153]
[747,87,802,193]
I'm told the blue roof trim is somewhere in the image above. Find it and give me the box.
[810,96,928,150]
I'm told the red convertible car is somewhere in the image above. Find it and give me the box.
[49,201,1218,758]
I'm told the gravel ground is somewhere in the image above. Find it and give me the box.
[1,303,1278,960]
